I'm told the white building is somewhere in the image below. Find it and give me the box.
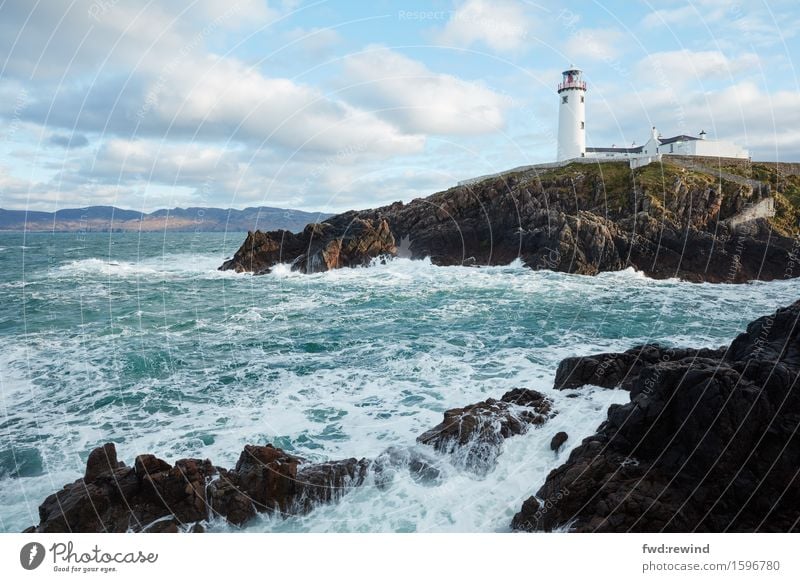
[556,66,749,162]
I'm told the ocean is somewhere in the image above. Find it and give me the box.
[0,231,797,533]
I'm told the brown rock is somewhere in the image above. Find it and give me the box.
[84,443,119,482]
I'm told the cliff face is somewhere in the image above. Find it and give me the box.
[221,160,798,282]
[512,301,800,533]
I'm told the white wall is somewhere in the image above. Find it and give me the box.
[659,139,749,159]
[557,89,586,161]
[692,139,749,159]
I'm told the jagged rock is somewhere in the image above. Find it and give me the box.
[29,443,370,532]
[230,444,301,514]
[294,458,370,513]
[292,219,396,274]
[220,218,396,274]
[550,432,568,451]
[513,300,800,532]
[32,448,216,533]
[219,229,305,274]
[553,344,726,390]
[417,388,553,474]
[206,468,257,526]
[84,442,121,482]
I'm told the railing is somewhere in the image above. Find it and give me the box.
[558,81,586,91]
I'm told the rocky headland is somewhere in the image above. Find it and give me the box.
[220,158,800,282]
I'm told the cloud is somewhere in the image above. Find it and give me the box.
[434,0,534,53]
[0,2,424,157]
[639,1,799,47]
[634,50,761,89]
[0,1,436,212]
[48,133,89,149]
[339,46,510,135]
[138,54,426,155]
[563,28,625,63]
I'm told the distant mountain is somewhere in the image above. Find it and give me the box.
[0,206,332,233]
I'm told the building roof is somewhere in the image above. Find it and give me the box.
[586,145,644,154]
[658,134,700,145]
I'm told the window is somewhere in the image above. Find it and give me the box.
[580,121,585,129]
[562,95,568,104]
[580,95,585,103]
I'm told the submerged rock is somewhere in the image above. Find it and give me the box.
[549,432,568,452]
[513,300,800,532]
[417,388,553,474]
[372,446,443,489]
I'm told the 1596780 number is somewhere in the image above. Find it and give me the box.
[735,560,780,571]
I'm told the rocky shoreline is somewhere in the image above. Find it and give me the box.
[219,161,800,283]
[26,389,553,533]
[513,300,800,532]
[25,301,800,533]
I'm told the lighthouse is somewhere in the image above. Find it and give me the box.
[556,65,586,161]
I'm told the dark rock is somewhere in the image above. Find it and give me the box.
[29,442,373,532]
[510,497,543,531]
[553,344,726,390]
[206,467,257,526]
[230,444,302,514]
[220,218,396,274]
[417,388,553,474]
[84,442,120,482]
[513,301,800,532]
[550,432,568,451]
[294,458,370,513]
[134,454,171,477]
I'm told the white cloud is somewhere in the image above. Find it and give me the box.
[435,0,534,53]
[339,46,510,135]
[0,1,424,157]
[563,28,624,63]
[634,50,761,89]
[141,54,425,155]
[639,1,799,47]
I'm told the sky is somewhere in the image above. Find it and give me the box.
[0,0,799,213]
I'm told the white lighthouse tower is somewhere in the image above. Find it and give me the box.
[557,65,586,161]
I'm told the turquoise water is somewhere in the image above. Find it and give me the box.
[0,231,797,532]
